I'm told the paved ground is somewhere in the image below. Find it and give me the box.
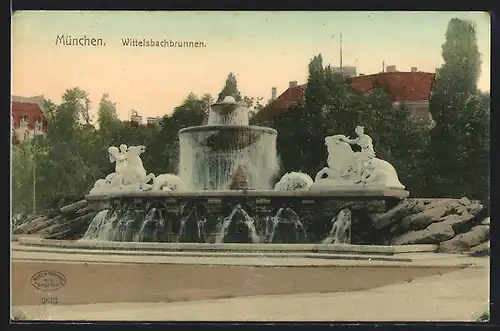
[11,243,490,322]
[13,264,489,322]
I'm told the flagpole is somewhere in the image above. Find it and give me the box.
[339,32,343,78]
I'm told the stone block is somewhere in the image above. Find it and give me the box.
[399,205,448,232]
[438,225,489,253]
[391,222,455,245]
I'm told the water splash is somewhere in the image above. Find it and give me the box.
[134,208,165,242]
[81,204,166,242]
[82,209,109,239]
[177,204,206,243]
[267,207,308,243]
[322,208,352,244]
[215,204,260,243]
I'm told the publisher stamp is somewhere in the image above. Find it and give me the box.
[30,270,66,291]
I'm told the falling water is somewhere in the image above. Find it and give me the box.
[133,208,165,242]
[322,208,352,244]
[177,204,206,242]
[215,204,260,243]
[81,205,166,242]
[207,103,249,126]
[267,207,308,243]
[179,129,279,190]
[82,209,110,239]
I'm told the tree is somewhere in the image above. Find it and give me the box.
[217,72,242,102]
[458,91,490,205]
[35,88,98,210]
[97,94,120,129]
[427,18,488,200]
[11,145,36,215]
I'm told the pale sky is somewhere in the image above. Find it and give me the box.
[12,11,490,121]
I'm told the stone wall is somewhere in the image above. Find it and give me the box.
[12,197,490,256]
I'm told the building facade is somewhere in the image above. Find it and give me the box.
[11,95,48,144]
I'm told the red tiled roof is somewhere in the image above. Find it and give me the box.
[350,72,435,102]
[12,102,45,118]
[269,84,306,110]
[254,72,435,121]
[11,101,47,130]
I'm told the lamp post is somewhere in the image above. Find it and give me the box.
[32,128,36,215]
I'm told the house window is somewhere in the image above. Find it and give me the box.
[21,116,29,127]
[35,117,42,131]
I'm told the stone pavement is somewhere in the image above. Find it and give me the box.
[13,261,489,322]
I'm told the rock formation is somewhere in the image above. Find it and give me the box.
[366,197,489,255]
[12,199,98,240]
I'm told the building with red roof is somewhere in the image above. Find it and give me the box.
[255,66,436,123]
[11,95,49,144]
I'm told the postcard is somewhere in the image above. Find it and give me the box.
[11,10,490,322]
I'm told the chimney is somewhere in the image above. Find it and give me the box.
[289,81,298,88]
[386,65,397,73]
[411,67,418,73]
[271,87,277,100]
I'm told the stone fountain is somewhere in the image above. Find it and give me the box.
[84,96,408,244]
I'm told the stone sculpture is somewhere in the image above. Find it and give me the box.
[121,145,155,190]
[227,165,250,190]
[312,126,405,190]
[274,172,314,191]
[89,145,158,195]
[151,174,187,191]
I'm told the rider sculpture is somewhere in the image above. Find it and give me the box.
[312,126,405,190]
[89,144,188,195]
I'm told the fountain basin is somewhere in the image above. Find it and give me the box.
[84,189,408,244]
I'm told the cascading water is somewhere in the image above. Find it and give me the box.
[178,97,279,190]
[215,204,260,243]
[267,207,308,243]
[322,208,352,244]
[177,203,206,243]
[83,209,110,240]
[82,204,166,242]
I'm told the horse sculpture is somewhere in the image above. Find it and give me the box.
[89,146,128,194]
[121,145,156,190]
[313,129,405,190]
